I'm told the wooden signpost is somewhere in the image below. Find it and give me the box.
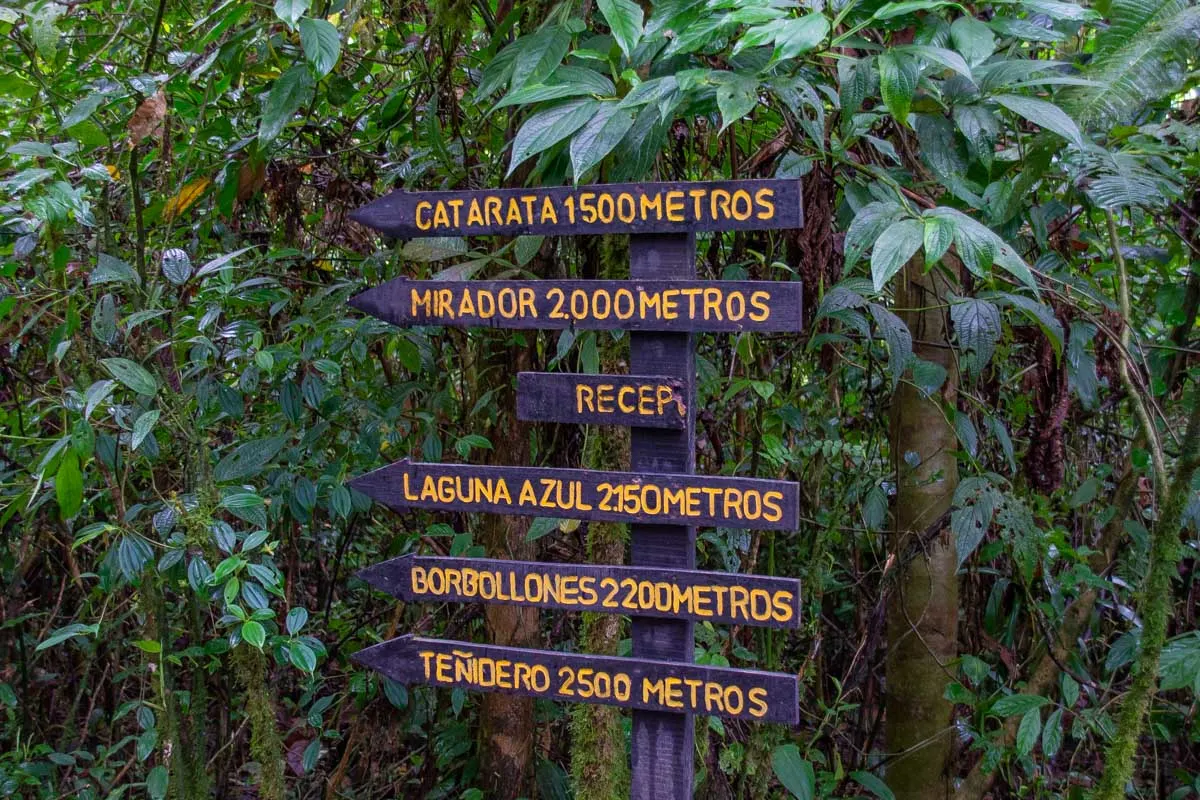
[348,177,804,799]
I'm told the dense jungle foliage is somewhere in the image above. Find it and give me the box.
[2,0,1200,796]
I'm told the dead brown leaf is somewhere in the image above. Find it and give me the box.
[127,89,166,148]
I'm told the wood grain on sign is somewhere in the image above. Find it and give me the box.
[348,279,803,333]
[349,178,803,238]
[348,460,800,530]
[353,635,800,724]
[517,373,688,429]
[628,233,698,799]
[358,554,803,629]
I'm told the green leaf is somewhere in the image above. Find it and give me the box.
[923,215,954,267]
[950,15,996,66]
[1016,707,1042,756]
[259,65,315,144]
[874,0,963,19]
[773,14,830,60]
[870,219,924,291]
[161,248,191,285]
[869,303,913,390]
[771,744,814,800]
[950,298,1002,372]
[878,51,919,125]
[991,693,1049,717]
[511,25,571,90]
[101,358,158,396]
[213,436,287,482]
[289,640,318,672]
[992,94,1084,148]
[63,95,105,129]
[241,620,266,649]
[526,516,562,542]
[56,450,83,519]
[507,99,599,175]
[242,529,270,552]
[91,253,140,287]
[146,765,169,800]
[494,74,614,109]
[131,410,160,451]
[274,0,310,28]
[845,201,905,270]
[287,607,309,635]
[597,0,643,59]
[299,18,341,78]
[903,45,973,80]
[29,2,61,60]
[952,478,999,566]
[715,75,759,132]
[36,622,98,652]
[1160,632,1200,692]
[569,103,635,179]
[851,770,895,800]
[1042,707,1064,757]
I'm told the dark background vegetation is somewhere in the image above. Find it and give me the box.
[2,0,1199,797]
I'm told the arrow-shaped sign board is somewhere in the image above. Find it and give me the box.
[349,178,803,238]
[517,372,688,429]
[348,279,803,333]
[359,555,802,629]
[354,635,799,724]
[350,461,800,530]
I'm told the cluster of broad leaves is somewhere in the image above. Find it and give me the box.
[2,0,1199,796]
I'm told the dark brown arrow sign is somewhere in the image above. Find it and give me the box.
[358,554,802,629]
[353,635,799,724]
[349,460,800,530]
[347,279,803,333]
[348,178,802,238]
[517,373,688,429]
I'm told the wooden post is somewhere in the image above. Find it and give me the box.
[629,233,696,799]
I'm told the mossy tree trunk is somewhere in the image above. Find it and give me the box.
[1095,389,1200,799]
[477,341,540,798]
[885,256,959,800]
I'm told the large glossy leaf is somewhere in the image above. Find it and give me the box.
[274,0,310,28]
[507,99,598,175]
[101,358,158,396]
[950,297,1002,372]
[715,74,759,132]
[213,436,288,482]
[844,201,905,271]
[299,18,341,78]
[510,25,572,90]
[993,94,1083,148]
[259,65,314,144]
[878,51,919,124]
[773,14,830,60]
[950,15,996,65]
[772,745,814,800]
[597,0,643,58]
[870,218,924,291]
[569,102,635,179]
[869,302,913,389]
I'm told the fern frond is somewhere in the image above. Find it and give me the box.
[1070,147,1183,208]
[1063,0,1200,129]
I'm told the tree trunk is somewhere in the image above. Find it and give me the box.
[477,340,540,799]
[570,235,632,800]
[885,256,959,800]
